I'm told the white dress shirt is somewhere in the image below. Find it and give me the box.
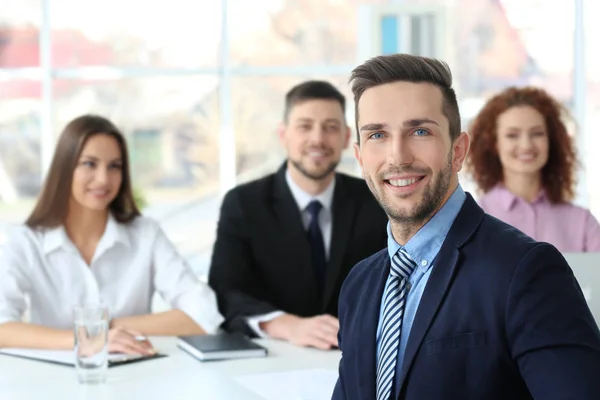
[0,215,224,334]
[246,169,336,337]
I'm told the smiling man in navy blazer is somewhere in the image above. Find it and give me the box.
[332,53,600,400]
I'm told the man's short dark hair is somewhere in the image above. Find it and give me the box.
[349,54,461,144]
[284,80,346,122]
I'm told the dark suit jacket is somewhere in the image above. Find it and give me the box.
[332,194,600,400]
[208,163,388,337]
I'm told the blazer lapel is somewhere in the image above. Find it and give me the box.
[272,164,318,297]
[395,246,460,393]
[355,255,389,399]
[396,194,484,394]
[322,175,356,309]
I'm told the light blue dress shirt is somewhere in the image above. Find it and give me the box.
[376,185,467,376]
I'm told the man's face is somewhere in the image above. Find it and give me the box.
[280,99,350,181]
[354,81,469,226]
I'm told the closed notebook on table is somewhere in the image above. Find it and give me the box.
[178,332,268,361]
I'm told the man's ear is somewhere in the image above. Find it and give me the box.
[452,131,470,173]
[353,142,363,169]
[343,125,351,149]
[278,122,286,145]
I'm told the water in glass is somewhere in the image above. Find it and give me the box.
[73,305,109,384]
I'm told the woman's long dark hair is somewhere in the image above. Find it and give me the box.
[26,114,141,228]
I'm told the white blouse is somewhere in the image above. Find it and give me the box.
[0,215,224,333]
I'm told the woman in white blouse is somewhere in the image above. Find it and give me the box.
[0,114,224,354]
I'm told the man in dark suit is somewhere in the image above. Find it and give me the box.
[332,54,600,399]
[208,80,387,350]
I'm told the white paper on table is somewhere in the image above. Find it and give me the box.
[235,369,339,400]
[0,348,76,365]
[0,348,145,366]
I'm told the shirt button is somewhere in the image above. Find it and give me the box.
[421,260,428,266]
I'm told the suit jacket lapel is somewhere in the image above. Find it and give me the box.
[356,255,389,399]
[395,246,459,393]
[272,164,317,296]
[322,175,356,309]
[396,194,484,394]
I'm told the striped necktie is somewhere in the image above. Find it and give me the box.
[376,248,417,400]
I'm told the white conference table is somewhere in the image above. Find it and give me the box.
[0,338,341,400]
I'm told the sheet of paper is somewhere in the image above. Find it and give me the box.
[0,348,76,365]
[235,369,338,400]
[0,348,141,365]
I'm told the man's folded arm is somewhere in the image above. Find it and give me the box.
[208,189,282,336]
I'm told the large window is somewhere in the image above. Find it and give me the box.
[0,0,42,241]
[0,0,597,276]
[228,0,388,67]
[49,0,221,68]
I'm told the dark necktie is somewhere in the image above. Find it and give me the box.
[306,200,326,296]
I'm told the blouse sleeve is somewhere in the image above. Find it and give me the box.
[583,210,600,252]
[0,228,32,325]
[150,221,224,333]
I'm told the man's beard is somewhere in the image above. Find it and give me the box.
[365,152,453,226]
[290,158,339,181]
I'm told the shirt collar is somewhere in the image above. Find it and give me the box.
[285,168,336,213]
[43,213,130,255]
[386,184,466,272]
[100,213,131,249]
[42,225,71,254]
[492,184,548,211]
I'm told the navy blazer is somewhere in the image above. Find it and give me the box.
[332,194,600,400]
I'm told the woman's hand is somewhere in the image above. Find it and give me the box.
[108,327,155,355]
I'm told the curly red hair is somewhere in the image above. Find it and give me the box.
[465,86,578,204]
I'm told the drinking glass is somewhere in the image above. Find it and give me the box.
[73,304,109,384]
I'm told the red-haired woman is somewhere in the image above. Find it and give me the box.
[466,86,600,252]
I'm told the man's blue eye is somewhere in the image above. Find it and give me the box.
[414,129,428,136]
[370,132,384,139]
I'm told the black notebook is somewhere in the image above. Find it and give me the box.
[178,332,268,361]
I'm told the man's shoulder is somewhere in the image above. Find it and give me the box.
[336,172,371,195]
[478,212,537,246]
[467,212,554,269]
[344,248,388,286]
[338,248,387,314]
[335,172,384,211]
[228,171,372,200]
[224,172,278,202]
